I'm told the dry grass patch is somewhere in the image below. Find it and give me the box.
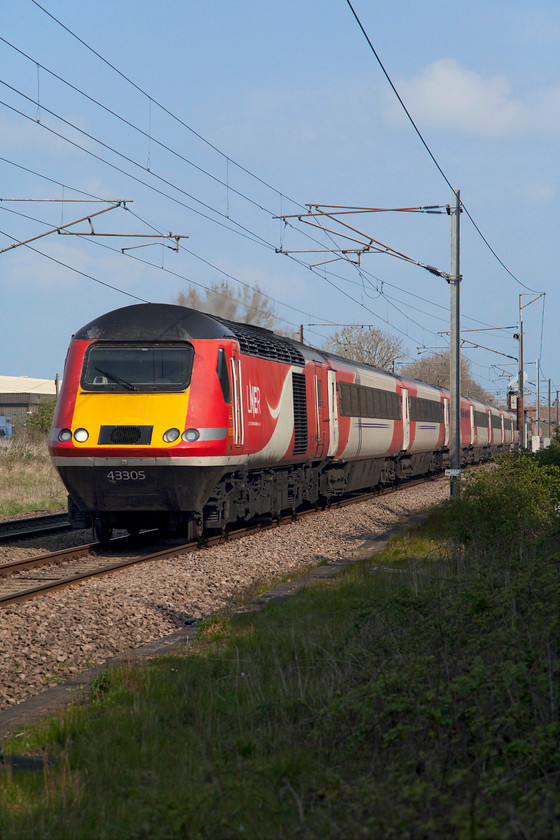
[0,437,66,516]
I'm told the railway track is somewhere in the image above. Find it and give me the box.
[0,512,71,542]
[0,475,439,608]
[0,474,450,723]
[0,514,288,607]
[0,532,191,607]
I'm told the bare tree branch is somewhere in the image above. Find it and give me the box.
[324,325,406,372]
[176,280,277,331]
[401,352,494,404]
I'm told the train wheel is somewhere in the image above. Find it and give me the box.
[94,517,113,544]
[187,515,203,542]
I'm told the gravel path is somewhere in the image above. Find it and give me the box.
[0,479,449,711]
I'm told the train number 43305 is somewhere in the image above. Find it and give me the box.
[106,470,146,481]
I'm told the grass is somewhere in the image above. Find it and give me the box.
[0,435,66,516]
[0,451,559,838]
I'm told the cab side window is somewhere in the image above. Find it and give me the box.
[217,348,231,403]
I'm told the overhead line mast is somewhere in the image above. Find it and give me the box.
[448,189,461,499]
[277,196,463,499]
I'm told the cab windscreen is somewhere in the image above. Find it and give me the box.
[81,343,194,392]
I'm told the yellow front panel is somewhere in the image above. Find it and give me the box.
[71,390,189,446]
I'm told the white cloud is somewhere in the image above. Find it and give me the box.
[217,61,560,152]
[385,58,560,137]
[385,59,523,136]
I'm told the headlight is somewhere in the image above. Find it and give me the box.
[163,428,180,443]
[182,428,200,442]
[58,429,72,442]
[74,428,89,443]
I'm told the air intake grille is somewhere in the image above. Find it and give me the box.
[214,318,305,366]
[292,373,308,455]
[98,425,153,445]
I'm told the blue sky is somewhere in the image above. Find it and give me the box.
[1,1,559,405]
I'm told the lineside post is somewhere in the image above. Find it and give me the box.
[449,189,461,499]
[518,296,524,447]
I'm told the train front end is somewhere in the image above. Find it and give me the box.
[49,304,235,540]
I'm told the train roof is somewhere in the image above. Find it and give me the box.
[73,303,232,343]
[73,303,308,366]
[71,304,412,382]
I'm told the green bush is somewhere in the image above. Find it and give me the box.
[449,452,560,549]
[25,398,56,435]
[533,430,560,468]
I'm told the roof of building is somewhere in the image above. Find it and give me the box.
[0,376,58,395]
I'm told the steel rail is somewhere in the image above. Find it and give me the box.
[0,512,71,542]
[0,474,443,608]
[0,534,192,606]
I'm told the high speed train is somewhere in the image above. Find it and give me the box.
[49,303,517,540]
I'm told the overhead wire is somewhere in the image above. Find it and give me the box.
[0,197,336,342]
[2,140,498,344]
[0,17,472,356]
[5,4,534,383]
[0,156,358,346]
[2,74,379,281]
[0,57,374,284]
[0,110,446,349]
[18,0,544,315]
[0,195,494,381]
[344,0,541,296]
[28,0,305,210]
[0,35,284,219]
[0,82,275,251]
[0,223,148,302]
[13,5,457,343]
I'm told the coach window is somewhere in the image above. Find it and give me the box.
[338,381,401,420]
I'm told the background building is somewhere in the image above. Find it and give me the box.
[0,375,59,433]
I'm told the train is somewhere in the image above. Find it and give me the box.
[48,303,517,541]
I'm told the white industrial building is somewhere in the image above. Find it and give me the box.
[0,375,59,432]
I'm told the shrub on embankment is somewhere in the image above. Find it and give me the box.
[1,451,559,839]
[447,450,560,549]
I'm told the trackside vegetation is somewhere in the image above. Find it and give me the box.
[0,435,66,517]
[1,449,559,839]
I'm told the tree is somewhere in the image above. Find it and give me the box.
[177,280,276,330]
[26,397,56,435]
[400,352,494,404]
[323,325,406,372]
